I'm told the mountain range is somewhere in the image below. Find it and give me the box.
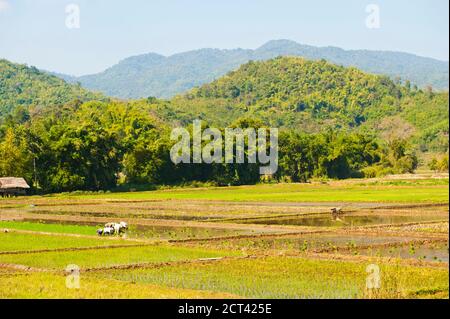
[57,40,449,99]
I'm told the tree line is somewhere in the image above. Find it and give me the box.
[0,100,421,194]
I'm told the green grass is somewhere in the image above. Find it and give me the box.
[1,178,447,204]
[99,256,449,299]
[0,244,241,269]
[0,232,129,252]
[355,179,450,187]
[0,272,238,299]
[0,221,251,240]
[51,181,449,203]
[0,178,447,299]
[0,221,100,236]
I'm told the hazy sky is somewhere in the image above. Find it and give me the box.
[0,0,448,75]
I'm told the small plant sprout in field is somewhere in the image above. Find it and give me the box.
[65,264,80,289]
[409,243,416,256]
[301,240,308,252]
[346,241,359,255]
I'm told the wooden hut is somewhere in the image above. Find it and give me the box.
[0,177,31,197]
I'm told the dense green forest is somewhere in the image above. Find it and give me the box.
[0,59,104,118]
[0,99,421,193]
[62,40,449,99]
[0,57,448,193]
[155,57,449,153]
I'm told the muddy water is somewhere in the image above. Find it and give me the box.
[22,219,252,240]
[211,233,413,252]
[126,224,253,240]
[355,242,449,263]
[236,214,448,227]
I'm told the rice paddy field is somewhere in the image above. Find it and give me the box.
[0,176,448,299]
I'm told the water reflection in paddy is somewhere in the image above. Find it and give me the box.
[237,214,448,227]
[20,219,254,240]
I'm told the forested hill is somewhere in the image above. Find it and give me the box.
[0,59,104,118]
[156,57,449,152]
[64,40,448,99]
[1,56,447,153]
[0,56,448,192]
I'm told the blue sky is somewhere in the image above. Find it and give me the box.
[0,0,448,75]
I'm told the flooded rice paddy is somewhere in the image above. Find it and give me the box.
[352,242,449,263]
[191,232,419,251]
[235,213,448,227]
[10,219,257,240]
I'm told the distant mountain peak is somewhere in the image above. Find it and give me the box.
[258,39,300,47]
[51,39,449,99]
[118,53,166,65]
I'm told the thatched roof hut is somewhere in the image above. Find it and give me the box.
[0,177,30,196]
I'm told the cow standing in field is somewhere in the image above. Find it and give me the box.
[113,222,128,235]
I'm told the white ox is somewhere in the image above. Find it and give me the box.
[97,222,128,236]
[106,222,128,235]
